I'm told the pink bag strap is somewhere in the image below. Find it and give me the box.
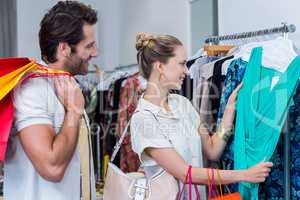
[177,165,201,200]
[208,168,218,199]
[208,168,212,199]
[189,166,201,200]
[177,166,190,199]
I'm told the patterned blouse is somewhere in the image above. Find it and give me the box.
[217,58,300,199]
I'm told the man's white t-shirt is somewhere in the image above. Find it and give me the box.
[4,77,81,200]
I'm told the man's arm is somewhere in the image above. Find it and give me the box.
[18,77,84,182]
[19,111,81,182]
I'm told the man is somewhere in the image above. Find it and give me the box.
[4,1,98,200]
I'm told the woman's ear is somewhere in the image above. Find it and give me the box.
[153,61,163,74]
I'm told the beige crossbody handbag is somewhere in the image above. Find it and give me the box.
[103,113,179,200]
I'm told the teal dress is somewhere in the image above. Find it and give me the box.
[234,47,300,200]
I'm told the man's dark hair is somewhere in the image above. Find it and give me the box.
[39,1,97,63]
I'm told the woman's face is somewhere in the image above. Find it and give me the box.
[161,45,188,90]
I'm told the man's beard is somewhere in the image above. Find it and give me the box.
[64,54,90,76]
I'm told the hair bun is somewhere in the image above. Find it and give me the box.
[136,32,155,51]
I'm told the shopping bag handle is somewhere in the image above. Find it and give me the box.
[216,169,233,196]
[177,165,201,200]
[208,168,224,199]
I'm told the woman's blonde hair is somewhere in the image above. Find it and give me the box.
[136,32,182,79]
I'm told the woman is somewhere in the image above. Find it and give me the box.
[130,33,273,198]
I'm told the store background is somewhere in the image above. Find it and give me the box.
[2,0,300,70]
[1,0,300,199]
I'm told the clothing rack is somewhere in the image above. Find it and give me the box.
[88,63,138,73]
[205,24,296,44]
[204,24,297,200]
[114,63,138,70]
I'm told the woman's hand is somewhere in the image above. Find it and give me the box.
[220,83,243,131]
[243,162,273,183]
[228,83,243,105]
[202,83,243,159]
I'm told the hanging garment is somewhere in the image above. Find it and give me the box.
[116,74,143,172]
[218,47,300,200]
[105,77,127,162]
[217,58,276,199]
[188,48,204,65]
[101,90,116,177]
[93,90,108,181]
[221,37,298,82]
[197,56,234,132]
[210,57,233,121]
[217,58,248,126]
[238,37,297,73]
[97,77,127,176]
[180,75,194,101]
[189,56,220,102]
[96,67,139,91]
[288,85,300,199]
[190,56,218,114]
[83,86,98,116]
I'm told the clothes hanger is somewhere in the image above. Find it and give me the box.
[203,44,235,56]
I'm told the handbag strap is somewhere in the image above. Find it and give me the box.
[110,118,132,162]
[110,109,159,162]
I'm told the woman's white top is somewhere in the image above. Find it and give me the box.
[130,93,206,199]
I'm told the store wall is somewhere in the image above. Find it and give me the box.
[218,0,300,47]
[0,0,17,57]
[16,0,105,68]
[16,0,191,71]
[118,0,191,66]
[16,0,53,59]
[190,0,218,55]
[95,0,120,71]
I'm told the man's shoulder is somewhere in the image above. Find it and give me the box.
[13,77,55,103]
[17,77,53,93]
[12,77,62,132]
[22,76,51,87]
